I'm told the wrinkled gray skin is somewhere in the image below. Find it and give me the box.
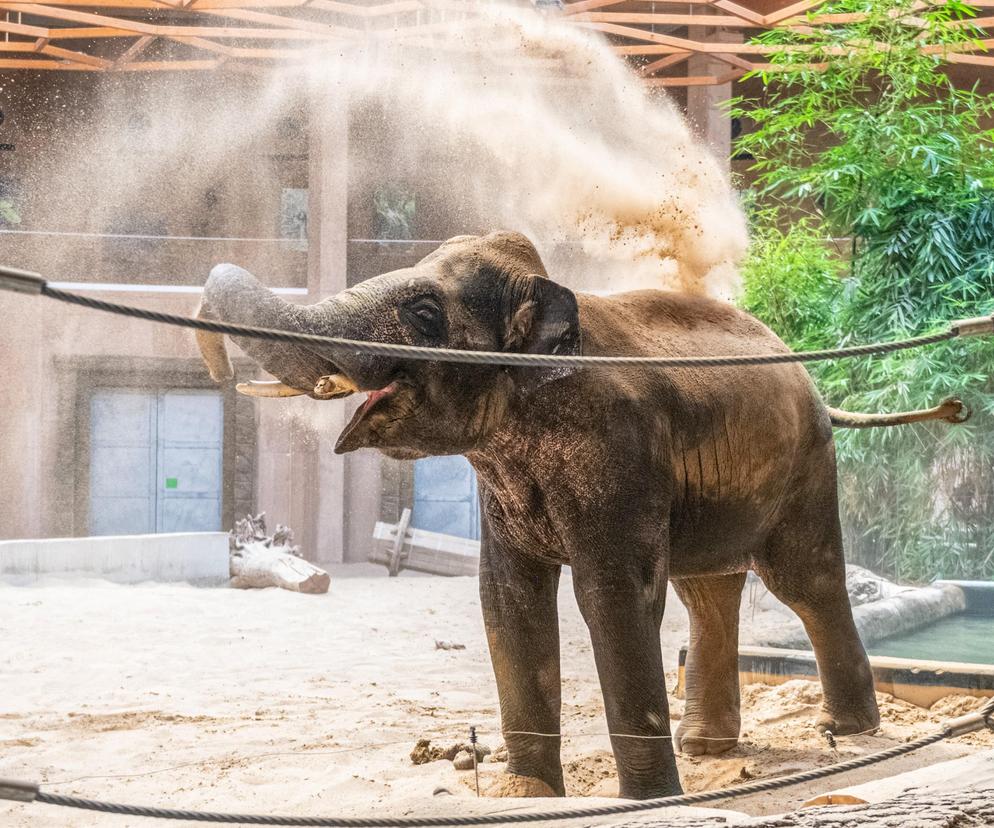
[196,231,881,799]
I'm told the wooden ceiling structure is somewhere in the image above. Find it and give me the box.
[0,0,992,82]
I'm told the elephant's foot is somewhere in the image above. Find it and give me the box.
[481,773,560,798]
[816,701,880,737]
[673,715,740,756]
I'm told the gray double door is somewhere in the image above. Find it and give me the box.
[412,455,481,541]
[89,389,224,536]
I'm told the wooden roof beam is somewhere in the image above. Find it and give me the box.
[16,0,310,7]
[168,33,303,57]
[0,17,49,37]
[7,0,169,6]
[565,0,718,12]
[576,20,711,50]
[763,0,829,25]
[114,33,155,64]
[577,19,771,79]
[0,2,350,38]
[42,24,330,39]
[571,11,763,26]
[708,0,764,26]
[122,57,220,69]
[639,51,691,76]
[0,57,94,67]
[191,0,309,8]
[304,0,423,16]
[198,6,356,37]
[47,26,164,38]
[0,40,40,51]
[563,0,626,13]
[948,53,994,67]
[40,42,112,66]
[0,2,161,35]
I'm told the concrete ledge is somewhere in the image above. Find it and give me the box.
[676,645,994,708]
[0,532,230,585]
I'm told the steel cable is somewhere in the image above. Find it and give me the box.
[12,696,994,827]
[38,284,959,369]
[0,271,972,369]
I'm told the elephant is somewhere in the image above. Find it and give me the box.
[194,231,966,800]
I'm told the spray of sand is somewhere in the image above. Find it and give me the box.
[317,6,748,297]
[15,5,746,299]
[2,5,749,492]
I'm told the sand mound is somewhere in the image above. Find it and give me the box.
[2,576,990,825]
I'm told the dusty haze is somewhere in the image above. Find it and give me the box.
[15,5,747,297]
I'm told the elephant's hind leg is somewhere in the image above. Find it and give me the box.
[756,492,879,736]
[671,572,746,755]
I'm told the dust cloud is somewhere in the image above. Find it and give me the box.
[318,5,748,297]
[9,4,746,298]
[0,3,749,536]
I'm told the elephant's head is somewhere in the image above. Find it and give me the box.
[195,231,581,459]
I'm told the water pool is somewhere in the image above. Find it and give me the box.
[868,613,994,666]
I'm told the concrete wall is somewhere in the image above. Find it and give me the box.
[0,532,230,584]
[0,70,383,566]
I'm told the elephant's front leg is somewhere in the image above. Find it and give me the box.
[572,557,681,800]
[480,529,564,796]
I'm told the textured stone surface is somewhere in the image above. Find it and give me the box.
[609,784,994,827]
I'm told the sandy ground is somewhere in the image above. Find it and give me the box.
[1,565,991,827]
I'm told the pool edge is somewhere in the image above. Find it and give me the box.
[676,644,994,709]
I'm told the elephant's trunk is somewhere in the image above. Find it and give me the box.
[194,263,345,397]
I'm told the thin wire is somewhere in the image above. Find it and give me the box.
[0,228,297,244]
[19,696,994,826]
[26,729,961,826]
[38,283,959,370]
[38,723,889,788]
[502,724,886,741]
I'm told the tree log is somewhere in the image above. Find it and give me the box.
[229,541,330,594]
[228,512,329,594]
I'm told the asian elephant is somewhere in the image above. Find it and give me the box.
[194,231,966,800]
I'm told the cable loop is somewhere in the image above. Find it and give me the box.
[34,282,963,370]
[12,697,994,826]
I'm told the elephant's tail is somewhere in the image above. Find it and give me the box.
[827,397,969,429]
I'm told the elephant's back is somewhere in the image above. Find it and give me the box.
[575,289,789,360]
[574,288,833,495]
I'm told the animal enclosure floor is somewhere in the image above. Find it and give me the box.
[1,567,991,827]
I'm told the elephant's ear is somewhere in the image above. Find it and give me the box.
[504,274,581,357]
[502,274,581,390]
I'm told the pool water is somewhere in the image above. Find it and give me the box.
[868,614,994,665]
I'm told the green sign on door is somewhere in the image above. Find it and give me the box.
[165,477,178,489]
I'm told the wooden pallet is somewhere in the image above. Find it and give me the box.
[370,509,480,577]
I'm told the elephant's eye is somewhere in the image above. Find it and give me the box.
[401,297,444,338]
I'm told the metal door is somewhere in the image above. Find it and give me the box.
[411,455,481,540]
[89,391,157,536]
[156,390,223,533]
[89,389,223,535]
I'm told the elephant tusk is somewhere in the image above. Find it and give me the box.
[235,380,307,398]
[313,373,359,400]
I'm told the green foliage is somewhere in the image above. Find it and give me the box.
[0,198,19,226]
[373,185,416,241]
[740,218,845,350]
[733,0,994,581]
